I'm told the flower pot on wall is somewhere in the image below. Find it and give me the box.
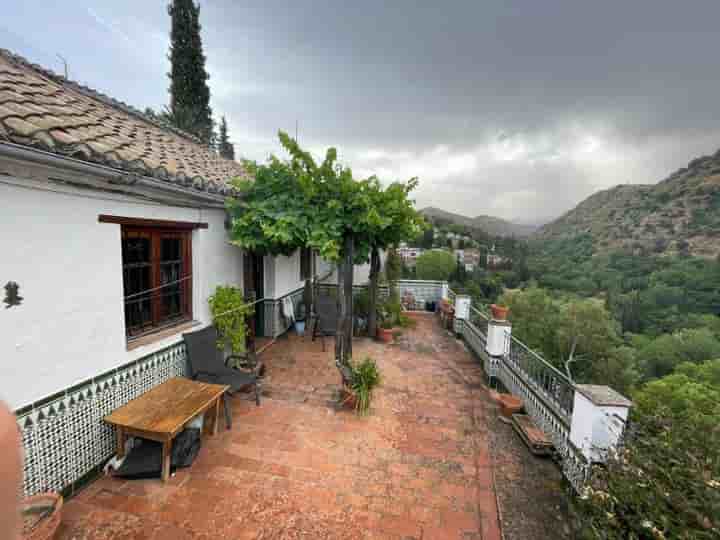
[498,394,523,423]
[377,327,394,343]
[21,492,63,540]
[490,304,509,321]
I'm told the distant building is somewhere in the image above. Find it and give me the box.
[486,244,509,269]
[398,246,424,268]
[463,248,481,272]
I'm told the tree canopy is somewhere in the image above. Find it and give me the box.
[218,116,234,160]
[228,131,423,265]
[578,359,720,539]
[415,250,457,281]
[227,131,423,380]
[165,0,213,144]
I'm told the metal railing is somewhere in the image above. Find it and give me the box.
[457,309,591,491]
[502,335,575,423]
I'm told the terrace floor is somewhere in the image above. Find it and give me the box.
[57,313,564,540]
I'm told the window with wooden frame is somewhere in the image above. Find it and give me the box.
[300,247,313,281]
[120,226,193,339]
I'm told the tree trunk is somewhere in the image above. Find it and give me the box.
[335,234,354,385]
[367,247,380,338]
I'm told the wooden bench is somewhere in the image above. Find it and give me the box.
[104,377,229,481]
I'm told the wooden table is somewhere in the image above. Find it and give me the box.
[104,377,229,482]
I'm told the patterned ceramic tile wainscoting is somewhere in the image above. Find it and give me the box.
[15,341,188,498]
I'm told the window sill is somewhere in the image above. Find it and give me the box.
[126,320,201,351]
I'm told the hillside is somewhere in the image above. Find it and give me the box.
[420,207,537,237]
[535,148,720,258]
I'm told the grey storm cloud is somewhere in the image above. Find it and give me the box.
[3,1,720,222]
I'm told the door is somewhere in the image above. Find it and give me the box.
[243,252,265,337]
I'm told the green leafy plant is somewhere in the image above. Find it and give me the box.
[575,359,720,539]
[415,249,456,281]
[354,288,370,318]
[398,313,416,328]
[349,357,382,415]
[208,285,253,357]
[227,131,423,384]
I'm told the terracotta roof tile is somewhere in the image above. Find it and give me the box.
[0,49,247,196]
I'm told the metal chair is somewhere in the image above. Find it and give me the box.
[311,294,338,351]
[183,326,262,428]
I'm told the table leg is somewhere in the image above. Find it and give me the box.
[161,440,171,482]
[212,398,220,436]
[116,427,126,458]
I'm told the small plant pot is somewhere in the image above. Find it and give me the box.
[490,304,509,321]
[341,385,357,409]
[498,394,523,423]
[21,492,62,540]
[377,327,395,343]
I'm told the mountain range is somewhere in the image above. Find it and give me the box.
[535,148,720,258]
[419,207,538,237]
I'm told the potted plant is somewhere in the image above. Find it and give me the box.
[377,319,394,343]
[208,285,253,367]
[342,356,381,415]
[490,303,509,321]
[497,393,523,423]
[21,492,63,540]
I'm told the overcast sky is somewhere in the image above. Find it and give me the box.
[3,1,720,223]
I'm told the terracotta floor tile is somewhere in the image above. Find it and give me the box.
[57,315,506,539]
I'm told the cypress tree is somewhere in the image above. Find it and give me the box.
[166,0,213,144]
[218,116,235,160]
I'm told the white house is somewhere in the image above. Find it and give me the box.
[0,50,371,496]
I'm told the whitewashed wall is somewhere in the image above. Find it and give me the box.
[272,251,306,298]
[0,175,242,409]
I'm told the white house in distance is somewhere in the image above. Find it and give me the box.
[0,49,371,496]
[397,243,424,267]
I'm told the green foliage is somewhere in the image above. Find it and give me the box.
[529,236,720,336]
[635,328,720,380]
[415,250,456,281]
[349,357,382,415]
[577,360,720,539]
[228,132,423,264]
[354,288,370,318]
[385,247,402,283]
[208,285,252,357]
[377,296,402,327]
[500,288,638,393]
[166,0,213,144]
[398,313,417,329]
[218,116,234,160]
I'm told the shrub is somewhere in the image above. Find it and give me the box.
[415,250,456,281]
[576,360,720,539]
[208,285,253,356]
[349,357,382,415]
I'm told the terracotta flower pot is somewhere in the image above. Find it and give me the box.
[498,394,523,422]
[377,327,394,343]
[21,492,63,540]
[490,304,509,321]
[341,385,357,409]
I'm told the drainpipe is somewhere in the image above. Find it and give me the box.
[0,141,228,207]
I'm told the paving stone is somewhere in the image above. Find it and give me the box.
[58,314,511,539]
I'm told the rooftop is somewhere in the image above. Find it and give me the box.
[0,49,247,195]
[55,314,568,540]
